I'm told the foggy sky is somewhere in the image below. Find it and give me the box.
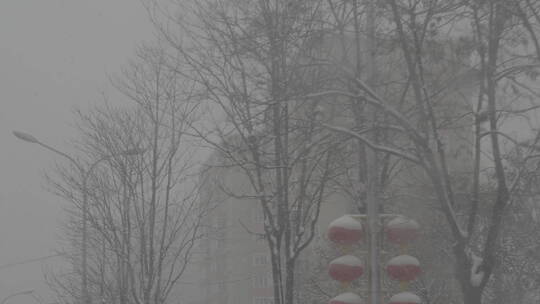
[0,1,153,302]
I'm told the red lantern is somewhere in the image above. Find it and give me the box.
[328,255,364,282]
[385,216,420,245]
[386,255,421,281]
[329,292,363,304]
[327,215,363,245]
[388,292,421,304]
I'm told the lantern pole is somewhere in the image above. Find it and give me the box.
[365,156,379,304]
[364,0,379,299]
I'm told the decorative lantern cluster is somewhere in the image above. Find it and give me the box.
[326,214,422,304]
[385,216,422,302]
[327,215,364,303]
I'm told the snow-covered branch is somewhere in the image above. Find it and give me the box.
[321,123,422,164]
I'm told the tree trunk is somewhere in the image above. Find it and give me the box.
[463,288,482,304]
[285,260,295,304]
[455,245,484,304]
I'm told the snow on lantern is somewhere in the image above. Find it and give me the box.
[385,216,420,245]
[327,215,363,245]
[388,292,421,304]
[328,255,364,282]
[329,292,363,304]
[386,255,421,282]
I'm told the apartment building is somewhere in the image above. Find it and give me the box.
[194,146,355,304]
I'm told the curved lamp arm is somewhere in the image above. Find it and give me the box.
[1,290,34,304]
[13,131,82,171]
[13,130,144,173]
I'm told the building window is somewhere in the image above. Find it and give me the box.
[253,253,270,266]
[253,207,265,223]
[253,297,274,304]
[212,235,226,250]
[252,274,272,288]
[209,260,218,273]
[290,207,301,223]
[218,282,226,293]
[253,234,266,243]
[217,216,227,229]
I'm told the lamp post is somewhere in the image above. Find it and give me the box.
[1,290,34,304]
[13,130,143,304]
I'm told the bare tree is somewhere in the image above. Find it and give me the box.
[145,0,353,303]
[47,46,206,304]
[311,0,540,303]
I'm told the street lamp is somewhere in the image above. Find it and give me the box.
[1,290,34,304]
[13,130,143,304]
